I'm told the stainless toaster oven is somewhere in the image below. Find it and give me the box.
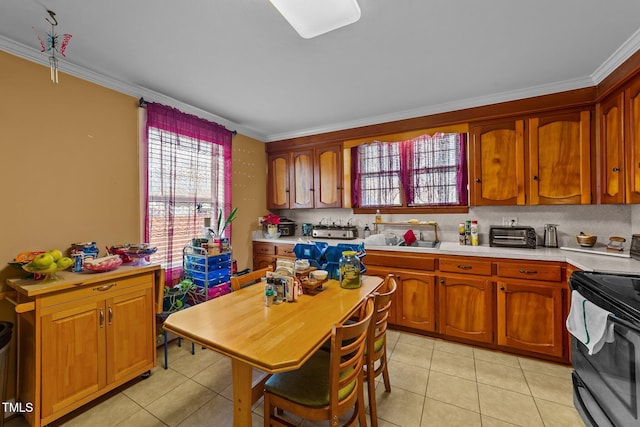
[489,226,537,249]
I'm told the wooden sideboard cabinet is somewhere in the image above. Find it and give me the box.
[5,265,161,427]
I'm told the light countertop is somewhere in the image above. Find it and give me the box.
[253,235,640,275]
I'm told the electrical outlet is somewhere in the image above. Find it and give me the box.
[502,217,518,227]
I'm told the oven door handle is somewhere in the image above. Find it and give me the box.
[607,312,640,334]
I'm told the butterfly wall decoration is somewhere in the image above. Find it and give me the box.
[34,10,72,83]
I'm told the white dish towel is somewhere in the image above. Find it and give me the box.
[566,290,615,355]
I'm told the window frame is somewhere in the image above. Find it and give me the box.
[346,125,469,215]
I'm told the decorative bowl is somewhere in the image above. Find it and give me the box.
[576,233,597,247]
[311,270,328,281]
[83,255,123,273]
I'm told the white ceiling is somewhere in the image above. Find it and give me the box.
[2,0,640,142]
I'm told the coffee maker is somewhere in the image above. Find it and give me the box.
[543,224,559,248]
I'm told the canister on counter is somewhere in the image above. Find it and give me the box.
[339,250,361,289]
[459,222,466,245]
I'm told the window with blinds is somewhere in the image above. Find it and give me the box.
[353,132,467,209]
[147,127,225,269]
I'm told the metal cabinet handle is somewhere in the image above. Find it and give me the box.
[519,269,537,275]
[108,306,113,325]
[94,283,116,292]
[612,167,620,172]
[532,175,539,181]
[440,278,445,284]
[475,178,481,183]
[500,286,505,291]
[457,265,473,270]
[99,308,104,328]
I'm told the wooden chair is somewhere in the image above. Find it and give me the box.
[263,297,374,427]
[365,274,397,427]
[230,265,273,291]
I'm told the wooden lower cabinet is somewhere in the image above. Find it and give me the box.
[10,267,158,427]
[252,242,295,270]
[496,279,564,358]
[438,275,494,344]
[396,270,436,332]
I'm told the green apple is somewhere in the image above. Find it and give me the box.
[56,257,73,270]
[31,253,55,269]
[47,249,63,262]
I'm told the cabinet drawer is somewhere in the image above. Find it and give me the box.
[439,257,492,276]
[496,262,562,282]
[365,251,435,271]
[276,244,296,258]
[41,273,153,309]
[254,242,276,255]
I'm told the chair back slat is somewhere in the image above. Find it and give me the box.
[329,298,374,410]
[230,265,273,291]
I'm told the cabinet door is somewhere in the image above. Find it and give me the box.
[396,270,436,332]
[291,150,314,208]
[267,153,291,209]
[528,110,591,204]
[363,266,397,325]
[625,76,640,203]
[599,92,625,203]
[41,299,106,418]
[439,275,494,344]
[314,145,342,208]
[253,255,275,270]
[106,287,154,384]
[496,280,564,358]
[469,120,525,206]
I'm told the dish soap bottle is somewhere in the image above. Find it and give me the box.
[363,224,371,238]
[375,209,382,224]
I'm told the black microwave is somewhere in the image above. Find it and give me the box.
[489,226,537,249]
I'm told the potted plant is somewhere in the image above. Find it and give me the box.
[261,213,281,239]
[163,279,196,313]
[207,207,237,253]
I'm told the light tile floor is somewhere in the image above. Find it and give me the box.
[7,330,585,427]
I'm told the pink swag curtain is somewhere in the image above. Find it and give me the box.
[143,102,232,284]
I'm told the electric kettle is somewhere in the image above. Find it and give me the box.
[543,224,559,248]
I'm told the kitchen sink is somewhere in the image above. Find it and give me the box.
[398,240,440,249]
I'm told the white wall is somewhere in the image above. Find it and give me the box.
[277,204,635,248]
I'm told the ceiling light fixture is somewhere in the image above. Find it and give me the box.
[269,0,361,39]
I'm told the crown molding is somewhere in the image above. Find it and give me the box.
[0,35,266,141]
[5,27,640,143]
[591,27,640,84]
[264,76,594,142]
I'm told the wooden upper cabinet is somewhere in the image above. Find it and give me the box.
[528,110,592,205]
[314,145,342,208]
[267,153,291,209]
[599,92,625,204]
[291,150,314,208]
[625,75,640,203]
[469,120,525,206]
[266,145,344,209]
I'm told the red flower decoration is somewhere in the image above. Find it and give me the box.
[262,213,281,225]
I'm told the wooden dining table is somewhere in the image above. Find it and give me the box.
[163,275,382,426]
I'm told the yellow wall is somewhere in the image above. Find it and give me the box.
[0,51,141,284]
[0,50,267,398]
[232,134,267,270]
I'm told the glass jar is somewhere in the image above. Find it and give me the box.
[339,250,361,289]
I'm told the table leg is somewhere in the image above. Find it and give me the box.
[231,359,254,427]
